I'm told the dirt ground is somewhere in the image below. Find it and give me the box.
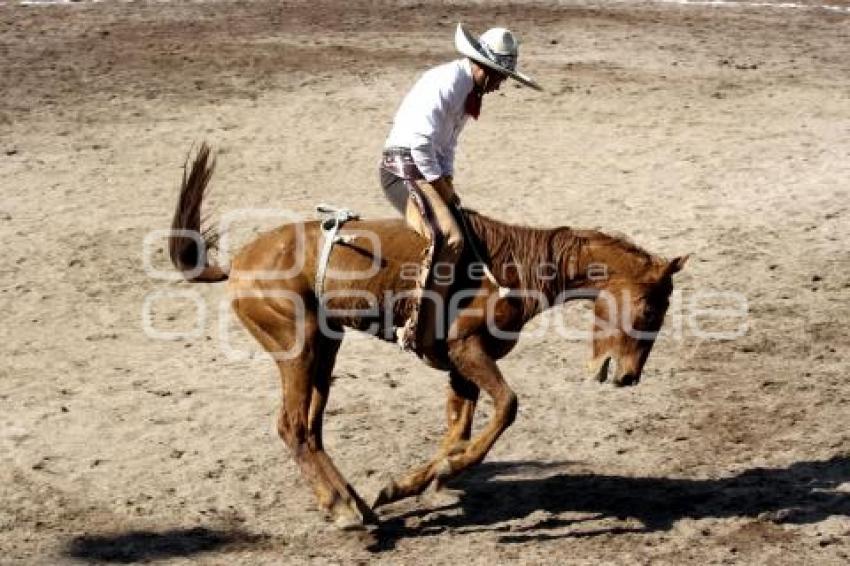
[1,0,849,563]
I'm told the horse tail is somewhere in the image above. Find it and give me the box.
[169,142,229,283]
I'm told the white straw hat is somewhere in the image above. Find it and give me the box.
[455,23,542,91]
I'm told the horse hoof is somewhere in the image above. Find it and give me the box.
[371,481,398,510]
[424,485,462,508]
[331,500,367,531]
[334,514,366,531]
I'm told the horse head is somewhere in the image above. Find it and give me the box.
[589,255,689,387]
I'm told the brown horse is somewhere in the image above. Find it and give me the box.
[169,144,688,529]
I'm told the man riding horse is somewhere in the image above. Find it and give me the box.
[167,23,689,530]
[380,23,542,355]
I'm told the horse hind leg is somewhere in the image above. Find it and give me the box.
[307,331,378,528]
[233,297,374,529]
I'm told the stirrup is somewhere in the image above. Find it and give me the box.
[316,203,360,231]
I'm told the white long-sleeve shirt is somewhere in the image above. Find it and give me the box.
[384,58,474,181]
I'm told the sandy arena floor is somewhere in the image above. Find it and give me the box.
[1,0,849,563]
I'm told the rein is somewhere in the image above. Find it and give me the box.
[453,202,510,297]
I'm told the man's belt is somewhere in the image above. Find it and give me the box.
[381,147,425,181]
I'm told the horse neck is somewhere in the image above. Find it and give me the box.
[466,212,565,317]
[466,212,659,317]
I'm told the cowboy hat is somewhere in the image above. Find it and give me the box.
[454,23,542,91]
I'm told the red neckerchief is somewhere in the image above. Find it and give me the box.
[465,87,483,120]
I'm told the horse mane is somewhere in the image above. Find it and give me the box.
[571,228,663,274]
[463,208,663,307]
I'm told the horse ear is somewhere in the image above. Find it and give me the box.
[663,255,689,278]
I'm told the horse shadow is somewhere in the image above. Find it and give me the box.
[370,455,850,549]
[64,527,268,563]
[61,457,850,557]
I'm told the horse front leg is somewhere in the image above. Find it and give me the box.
[372,336,516,508]
[440,370,479,455]
[432,336,517,487]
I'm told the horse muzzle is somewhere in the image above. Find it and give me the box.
[587,356,641,387]
[613,372,640,387]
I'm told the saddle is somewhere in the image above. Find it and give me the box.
[314,203,508,367]
[314,203,438,359]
